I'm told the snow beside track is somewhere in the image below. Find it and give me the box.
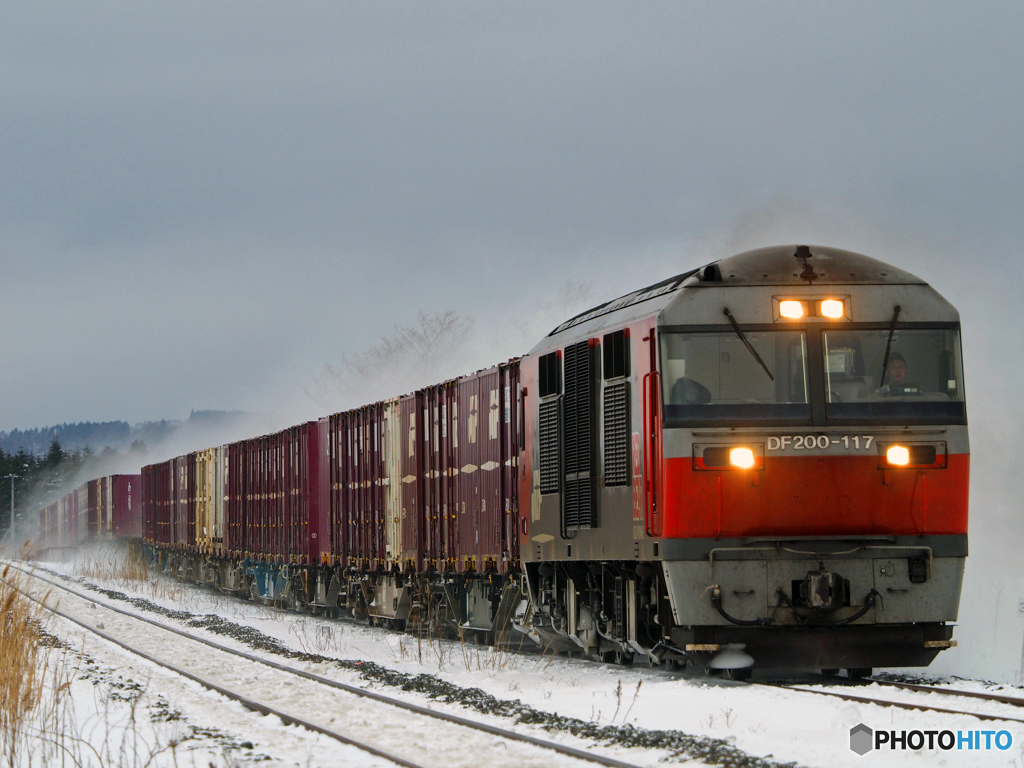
[25,552,1024,768]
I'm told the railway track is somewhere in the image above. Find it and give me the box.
[872,677,1024,708]
[9,564,647,768]
[769,679,1024,725]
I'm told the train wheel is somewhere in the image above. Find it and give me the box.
[821,668,840,679]
[847,667,872,681]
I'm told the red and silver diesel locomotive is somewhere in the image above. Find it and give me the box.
[516,244,967,674]
[34,245,968,675]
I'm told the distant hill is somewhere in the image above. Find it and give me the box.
[0,410,256,456]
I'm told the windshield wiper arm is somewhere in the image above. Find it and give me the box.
[879,305,902,385]
[723,308,774,381]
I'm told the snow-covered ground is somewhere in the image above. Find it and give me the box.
[16,548,1024,768]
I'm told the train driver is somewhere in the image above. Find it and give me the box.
[881,352,921,395]
[886,353,907,386]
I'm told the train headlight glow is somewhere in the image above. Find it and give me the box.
[886,446,910,466]
[779,300,805,319]
[820,299,845,319]
[729,447,755,469]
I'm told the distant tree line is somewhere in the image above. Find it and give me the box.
[0,412,253,457]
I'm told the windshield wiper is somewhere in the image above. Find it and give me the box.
[879,305,902,385]
[723,308,774,381]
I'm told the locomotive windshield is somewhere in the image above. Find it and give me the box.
[822,328,965,421]
[660,331,810,422]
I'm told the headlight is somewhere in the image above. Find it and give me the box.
[886,446,910,466]
[820,299,845,319]
[729,447,755,469]
[779,300,805,319]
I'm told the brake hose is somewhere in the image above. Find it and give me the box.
[710,585,773,626]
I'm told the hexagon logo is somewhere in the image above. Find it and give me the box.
[850,723,873,755]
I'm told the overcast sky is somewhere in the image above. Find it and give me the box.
[3,1,1024,679]
[2,2,1021,431]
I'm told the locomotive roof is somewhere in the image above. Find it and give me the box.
[545,244,926,340]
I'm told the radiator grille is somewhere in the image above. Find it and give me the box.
[603,382,630,486]
[538,400,560,495]
[562,340,596,529]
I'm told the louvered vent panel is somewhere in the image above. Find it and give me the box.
[562,343,580,476]
[564,477,593,529]
[603,382,630,486]
[538,400,560,495]
[562,340,596,529]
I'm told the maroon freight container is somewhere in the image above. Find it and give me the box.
[356,405,386,565]
[224,441,246,555]
[38,502,58,550]
[454,367,504,573]
[422,382,459,568]
[445,383,459,567]
[285,428,300,561]
[72,484,88,546]
[289,420,330,565]
[451,363,520,574]
[329,411,348,565]
[500,360,521,568]
[271,420,330,565]
[271,432,284,559]
[274,433,286,559]
[399,393,424,570]
[312,417,331,564]
[330,406,385,568]
[248,437,263,558]
[170,456,188,548]
[141,464,154,542]
[157,461,172,545]
[110,474,141,537]
[249,433,283,561]
[422,388,441,565]
[87,479,99,539]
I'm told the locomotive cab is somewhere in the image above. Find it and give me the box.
[516,245,967,672]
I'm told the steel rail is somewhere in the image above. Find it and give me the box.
[5,573,428,768]
[12,564,644,768]
[870,679,1024,708]
[770,683,1024,724]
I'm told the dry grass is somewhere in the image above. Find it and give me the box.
[76,542,149,586]
[0,563,74,765]
[0,559,190,766]
[74,542,187,604]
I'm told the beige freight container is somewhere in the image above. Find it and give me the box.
[195,448,225,553]
[383,398,403,566]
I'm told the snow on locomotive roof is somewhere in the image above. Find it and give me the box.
[548,244,925,337]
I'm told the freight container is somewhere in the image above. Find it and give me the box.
[383,399,403,567]
[109,474,141,538]
[195,449,216,553]
[499,360,521,569]
[225,441,246,555]
[398,392,424,571]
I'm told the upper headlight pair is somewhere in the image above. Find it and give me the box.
[779,299,845,319]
